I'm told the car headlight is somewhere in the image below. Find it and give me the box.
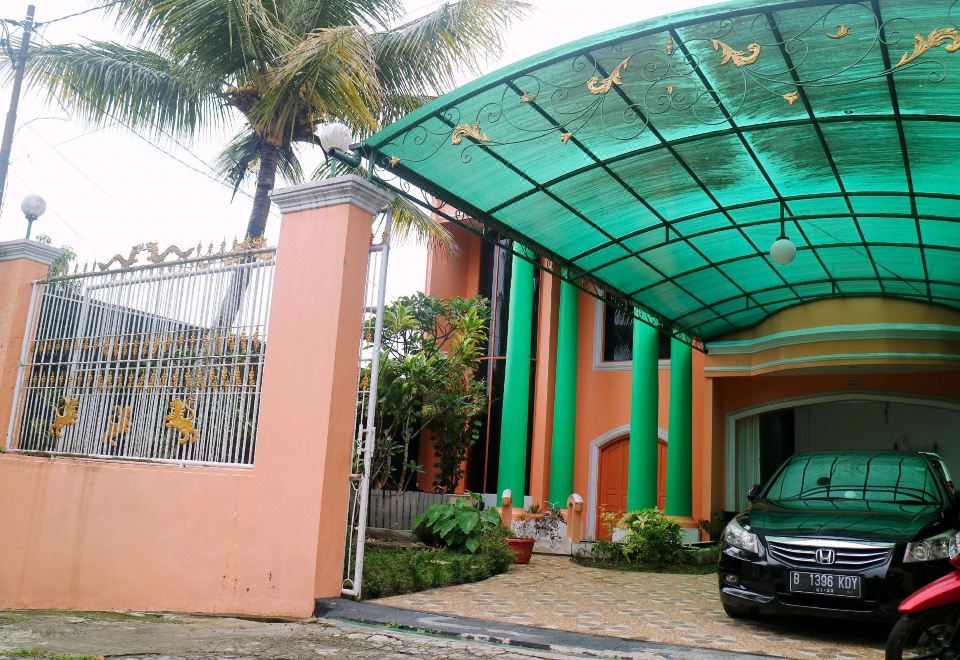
[905,530,957,562]
[724,518,761,554]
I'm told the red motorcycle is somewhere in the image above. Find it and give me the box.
[887,533,960,659]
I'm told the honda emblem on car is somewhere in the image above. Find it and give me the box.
[816,548,836,565]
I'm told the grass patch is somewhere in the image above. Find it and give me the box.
[572,557,718,575]
[2,650,99,660]
[361,532,513,599]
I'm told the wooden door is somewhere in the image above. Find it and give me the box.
[596,436,668,540]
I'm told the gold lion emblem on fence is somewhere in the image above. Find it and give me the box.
[165,398,199,445]
[48,397,79,439]
[102,405,133,446]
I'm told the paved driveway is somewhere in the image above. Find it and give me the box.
[374,555,887,660]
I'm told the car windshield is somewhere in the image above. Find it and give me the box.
[764,454,944,505]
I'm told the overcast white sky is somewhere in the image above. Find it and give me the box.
[0,0,713,299]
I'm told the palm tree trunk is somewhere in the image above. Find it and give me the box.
[214,143,280,329]
[244,142,280,239]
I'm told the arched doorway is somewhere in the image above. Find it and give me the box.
[594,434,668,540]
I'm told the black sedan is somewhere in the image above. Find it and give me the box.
[719,451,959,621]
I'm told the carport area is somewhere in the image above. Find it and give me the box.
[375,556,884,660]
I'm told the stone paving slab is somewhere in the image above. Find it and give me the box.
[316,597,772,659]
[373,555,888,660]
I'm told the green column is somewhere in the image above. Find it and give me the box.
[497,245,535,504]
[627,319,659,511]
[665,338,693,517]
[548,278,578,506]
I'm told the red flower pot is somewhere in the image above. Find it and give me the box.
[507,537,535,564]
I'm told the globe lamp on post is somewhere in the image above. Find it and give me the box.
[21,194,46,239]
[318,122,354,178]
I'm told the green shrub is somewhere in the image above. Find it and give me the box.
[413,492,503,553]
[362,531,513,599]
[613,508,684,564]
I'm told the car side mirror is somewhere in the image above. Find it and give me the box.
[746,484,762,502]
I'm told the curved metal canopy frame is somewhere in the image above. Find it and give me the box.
[360,0,960,343]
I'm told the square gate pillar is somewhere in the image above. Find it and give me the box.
[265,175,391,599]
[0,240,62,445]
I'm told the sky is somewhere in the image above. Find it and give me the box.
[0,0,714,300]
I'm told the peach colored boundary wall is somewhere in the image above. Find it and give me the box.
[0,177,385,617]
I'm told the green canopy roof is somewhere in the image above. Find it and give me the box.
[362,0,960,342]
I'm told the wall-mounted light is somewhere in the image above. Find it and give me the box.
[770,203,796,266]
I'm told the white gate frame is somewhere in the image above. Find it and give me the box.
[342,209,392,598]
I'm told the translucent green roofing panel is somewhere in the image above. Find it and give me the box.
[364,0,960,341]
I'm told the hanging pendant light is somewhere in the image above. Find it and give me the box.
[770,204,796,266]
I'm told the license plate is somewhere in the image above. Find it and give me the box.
[788,571,862,598]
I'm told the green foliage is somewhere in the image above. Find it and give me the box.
[12,0,529,240]
[33,235,75,279]
[369,293,489,492]
[362,529,512,599]
[602,508,685,564]
[413,493,502,553]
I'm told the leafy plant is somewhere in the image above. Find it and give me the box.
[413,492,502,553]
[607,508,684,564]
[367,293,489,492]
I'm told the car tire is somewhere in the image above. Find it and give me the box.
[886,606,960,660]
[722,602,758,620]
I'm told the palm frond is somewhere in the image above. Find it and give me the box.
[372,0,531,100]
[23,41,222,139]
[256,25,382,139]
[390,195,458,256]
[280,0,401,33]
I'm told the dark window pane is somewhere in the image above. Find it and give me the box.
[602,302,671,361]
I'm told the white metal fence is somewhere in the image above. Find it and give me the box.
[5,241,276,466]
[342,211,392,598]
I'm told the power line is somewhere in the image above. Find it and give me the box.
[35,1,125,27]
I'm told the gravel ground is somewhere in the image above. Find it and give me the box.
[375,555,888,660]
[0,609,583,659]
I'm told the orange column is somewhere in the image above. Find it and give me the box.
[0,240,61,446]
[266,175,392,599]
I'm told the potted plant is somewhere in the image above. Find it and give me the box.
[504,527,535,564]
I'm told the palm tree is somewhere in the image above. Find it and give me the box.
[14,0,529,243]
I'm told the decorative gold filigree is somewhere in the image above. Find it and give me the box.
[102,405,132,446]
[897,27,960,67]
[666,34,674,55]
[827,24,851,39]
[519,91,537,103]
[587,57,630,95]
[97,245,142,270]
[783,90,800,105]
[165,398,199,445]
[666,84,676,95]
[145,242,195,264]
[451,123,491,145]
[49,397,79,439]
[710,39,761,67]
[389,156,400,167]
[560,132,573,144]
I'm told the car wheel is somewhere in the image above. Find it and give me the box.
[886,606,960,660]
[722,602,758,620]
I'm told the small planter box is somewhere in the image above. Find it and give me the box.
[507,537,535,564]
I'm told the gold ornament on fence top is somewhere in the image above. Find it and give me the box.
[96,238,275,272]
[165,398,199,445]
[49,397,79,439]
[102,405,132,446]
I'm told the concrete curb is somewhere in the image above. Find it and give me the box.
[314,598,779,659]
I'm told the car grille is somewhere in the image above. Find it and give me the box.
[767,538,892,570]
